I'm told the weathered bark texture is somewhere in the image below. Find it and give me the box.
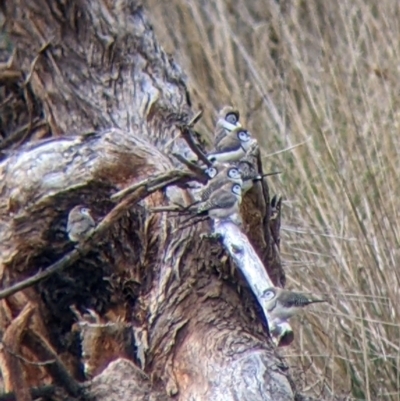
[0,1,292,400]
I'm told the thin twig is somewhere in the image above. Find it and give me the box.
[0,118,46,151]
[178,109,212,166]
[23,41,52,87]
[173,215,210,231]
[186,109,203,127]
[111,169,197,201]
[149,206,183,213]
[0,170,196,301]
[261,137,311,158]
[172,153,207,179]
[180,126,212,167]
[0,94,14,109]
[0,70,21,83]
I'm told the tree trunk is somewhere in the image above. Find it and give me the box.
[0,1,294,400]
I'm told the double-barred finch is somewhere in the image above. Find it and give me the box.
[263,287,327,321]
[189,181,242,220]
[234,160,281,192]
[67,205,96,242]
[204,161,233,180]
[236,160,262,192]
[200,165,242,201]
[214,106,241,144]
[207,127,255,163]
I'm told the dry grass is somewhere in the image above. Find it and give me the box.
[144,0,400,399]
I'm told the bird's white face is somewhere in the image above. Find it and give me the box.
[219,113,240,131]
[225,112,239,126]
[231,183,242,197]
[205,166,218,178]
[237,130,251,143]
[263,288,277,301]
[80,207,92,217]
[227,167,241,179]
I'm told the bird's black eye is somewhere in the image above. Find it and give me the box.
[225,112,239,125]
[81,208,89,214]
[227,168,240,179]
[263,289,276,301]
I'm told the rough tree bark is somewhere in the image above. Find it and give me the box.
[0,1,296,400]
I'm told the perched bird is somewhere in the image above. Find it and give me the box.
[263,287,327,321]
[189,181,242,220]
[207,128,255,163]
[200,165,242,201]
[204,161,237,180]
[235,160,281,192]
[214,106,241,144]
[67,205,96,242]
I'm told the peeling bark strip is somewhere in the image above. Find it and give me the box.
[1,1,293,401]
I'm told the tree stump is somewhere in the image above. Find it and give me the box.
[0,1,295,400]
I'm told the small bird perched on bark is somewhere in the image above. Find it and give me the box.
[204,163,228,179]
[207,127,255,163]
[189,181,242,220]
[67,205,96,242]
[214,106,241,144]
[234,160,281,192]
[263,287,327,321]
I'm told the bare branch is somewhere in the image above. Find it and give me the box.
[178,110,211,166]
[171,153,208,179]
[179,126,212,167]
[111,169,197,201]
[186,109,204,127]
[0,168,194,300]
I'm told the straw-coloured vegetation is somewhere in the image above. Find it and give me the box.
[145,0,400,399]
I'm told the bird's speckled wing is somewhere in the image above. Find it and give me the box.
[198,191,237,213]
[200,172,240,201]
[67,215,95,235]
[239,163,257,180]
[215,132,240,152]
[280,292,325,308]
[200,181,221,201]
[214,124,227,145]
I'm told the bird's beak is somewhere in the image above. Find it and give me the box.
[260,171,281,178]
[252,171,281,182]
